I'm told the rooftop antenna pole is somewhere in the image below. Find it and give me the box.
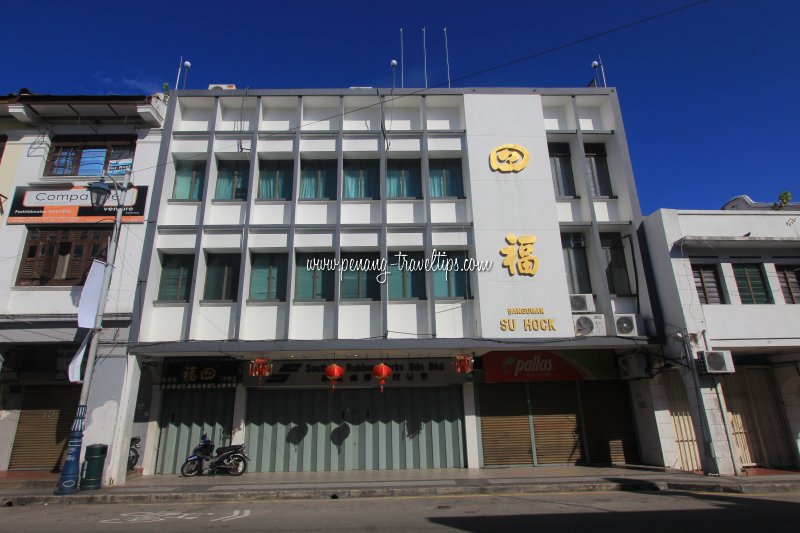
[182,60,192,90]
[174,56,183,91]
[422,27,428,89]
[391,59,397,91]
[400,28,404,89]
[444,27,451,89]
[591,60,600,87]
[598,54,607,87]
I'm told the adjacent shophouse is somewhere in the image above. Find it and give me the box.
[0,92,164,484]
[129,87,659,476]
[643,199,800,474]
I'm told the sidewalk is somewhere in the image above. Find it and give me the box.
[3,465,800,507]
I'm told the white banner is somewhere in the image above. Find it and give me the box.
[68,332,92,383]
[78,260,106,328]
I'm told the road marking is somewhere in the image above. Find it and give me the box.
[210,510,251,522]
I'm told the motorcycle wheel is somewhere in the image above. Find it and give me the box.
[127,448,139,470]
[226,454,247,476]
[180,459,202,477]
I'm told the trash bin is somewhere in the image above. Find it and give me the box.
[80,444,108,491]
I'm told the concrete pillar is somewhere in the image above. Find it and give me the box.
[104,354,141,486]
[142,385,162,475]
[230,384,247,445]
[462,382,480,469]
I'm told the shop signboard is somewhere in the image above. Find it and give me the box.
[6,185,148,224]
[482,350,618,383]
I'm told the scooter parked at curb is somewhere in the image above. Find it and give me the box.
[180,434,248,476]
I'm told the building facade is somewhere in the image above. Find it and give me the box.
[0,92,164,484]
[129,87,657,476]
[643,206,800,474]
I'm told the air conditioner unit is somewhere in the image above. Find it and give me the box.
[573,314,606,337]
[614,314,641,337]
[208,84,237,90]
[570,293,596,313]
[697,351,735,374]
[618,353,648,380]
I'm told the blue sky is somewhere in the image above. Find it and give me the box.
[2,0,797,214]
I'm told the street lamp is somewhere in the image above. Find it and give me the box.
[55,171,132,495]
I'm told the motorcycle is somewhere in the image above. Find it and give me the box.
[180,434,248,476]
[127,436,141,470]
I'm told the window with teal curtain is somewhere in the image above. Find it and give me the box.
[340,252,380,300]
[584,144,612,196]
[433,251,471,298]
[203,254,241,301]
[250,254,287,301]
[548,143,576,197]
[300,160,336,200]
[216,160,249,200]
[343,160,379,199]
[173,160,206,200]
[387,159,421,198]
[388,251,426,299]
[157,255,194,302]
[258,160,292,200]
[733,263,772,304]
[429,159,463,198]
[295,252,335,300]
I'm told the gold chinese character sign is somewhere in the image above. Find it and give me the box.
[489,144,530,173]
[500,233,540,276]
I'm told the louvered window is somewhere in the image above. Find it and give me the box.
[733,263,772,304]
[776,264,800,304]
[692,263,725,304]
[16,226,111,286]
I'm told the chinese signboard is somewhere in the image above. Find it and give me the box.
[7,185,148,224]
[489,144,530,173]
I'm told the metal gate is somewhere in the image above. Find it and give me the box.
[721,367,794,468]
[8,385,80,470]
[155,389,235,474]
[245,387,464,472]
[661,370,702,471]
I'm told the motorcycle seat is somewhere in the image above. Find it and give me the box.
[215,445,242,454]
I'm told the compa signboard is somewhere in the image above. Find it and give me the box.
[6,185,148,224]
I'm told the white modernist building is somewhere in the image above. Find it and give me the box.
[129,87,659,477]
[0,92,165,484]
[643,202,800,474]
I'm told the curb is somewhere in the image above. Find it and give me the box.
[3,480,799,507]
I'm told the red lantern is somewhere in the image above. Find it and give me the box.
[324,363,345,391]
[372,363,392,393]
[249,357,273,385]
[452,353,474,374]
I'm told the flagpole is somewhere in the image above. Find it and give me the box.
[55,170,130,496]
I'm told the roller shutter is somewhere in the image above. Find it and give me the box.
[478,383,533,466]
[8,385,81,470]
[530,382,583,464]
[579,380,639,464]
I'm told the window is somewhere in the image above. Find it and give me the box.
[299,160,336,200]
[387,159,421,198]
[692,263,725,304]
[733,263,772,304]
[599,233,632,296]
[45,138,135,177]
[584,143,612,196]
[343,160,379,199]
[429,159,463,198]
[203,254,241,301]
[258,160,292,200]
[548,143,576,197]
[16,226,111,286]
[173,160,206,200]
[340,253,381,300]
[433,250,471,298]
[249,254,287,301]
[562,233,592,294]
[157,255,194,302]
[776,264,800,304]
[388,251,426,299]
[295,252,334,300]
[215,160,249,200]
